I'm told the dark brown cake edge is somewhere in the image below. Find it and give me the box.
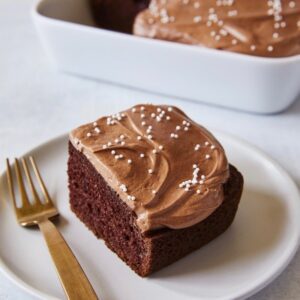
[68,142,243,277]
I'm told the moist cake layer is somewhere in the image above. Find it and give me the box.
[69,105,229,232]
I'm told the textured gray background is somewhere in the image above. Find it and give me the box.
[0,0,299,299]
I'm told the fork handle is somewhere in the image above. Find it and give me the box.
[38,219,98,300]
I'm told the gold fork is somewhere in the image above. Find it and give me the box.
[6,157,98,300]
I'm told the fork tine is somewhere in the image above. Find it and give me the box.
[21,157,42,205]
[6,159,18,211]
[29,156,52,204]
[14,158,31,207]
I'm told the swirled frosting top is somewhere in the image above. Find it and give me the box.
[133,0,300,57]
[70,105,229,232]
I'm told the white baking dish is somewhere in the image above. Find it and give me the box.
[32,0,300,114]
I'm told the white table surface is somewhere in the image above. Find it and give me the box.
[1,0,300,299]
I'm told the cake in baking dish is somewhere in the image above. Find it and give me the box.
[133,0,300,57]
[67,104,243,276]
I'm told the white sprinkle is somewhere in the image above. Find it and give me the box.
[194,144,201,151]
[152,149,158,154]
[152,190,156,194]
[141,114,145,119]
[119,154,124,159]
[157,107,162,112]
[194,2,200,8]
[94,127,101,133]
[215,35,221,41]
[141,106,145,111]
[115,138,120,143]
[281,21,286,28]
[167,107,173,112]
[199,180,204,185]
[166,116,171,120]
[185,187,189,191]
[176,125,181,131]
[127,195,136,201]
[93,122,97,127]
[115,155,120,160]
[250,45,256,51]
[128,159,132,164]
[148,169,154,174]
[232,39,238,45]
[120,134,125,140]
[140,153,145,158]
[184,127,189,131]
[137,135,142,140]
[273,32,279,39]
[196,189,201,194]
[201,175,206,180]
[182,120,187,125]
[267,45,274,52]
[274,22,280,29]
[211,145,216,150]
[107,142,112,146]
[156,116,161,122]
[102,144,107,149]
[186,122,191,127]
[193,15,202,23]
[228,10,238,17]
[147,134,153,140]
[120,184,127,192]
[132,108,136,113]
[159,145,164,150]
[121,141,125,145]
[111,150,116,155]
[220,29,228,36]
[193,164,197,169]
[205,154,211,159]
[275,14,282,22]
[205,141,210,146]
[87,132,92,137]
[151,113,156,118]
[289,1,296,8]
[141,121,146,126]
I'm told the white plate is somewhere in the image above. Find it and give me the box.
[32,0,300,114]
[0,132,300,300]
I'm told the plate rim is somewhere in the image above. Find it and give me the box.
[0,131,299,300]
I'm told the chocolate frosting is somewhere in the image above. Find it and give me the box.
[70,105,229,232]
[133,0,300,57]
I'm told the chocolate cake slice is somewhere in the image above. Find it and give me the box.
[68,104,243,276]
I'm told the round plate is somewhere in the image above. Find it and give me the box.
[0,132,299,300]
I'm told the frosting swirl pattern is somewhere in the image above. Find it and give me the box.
[70,105,229,232]
[133,0,300,57]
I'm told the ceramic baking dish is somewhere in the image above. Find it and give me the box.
[32,0,300,114]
